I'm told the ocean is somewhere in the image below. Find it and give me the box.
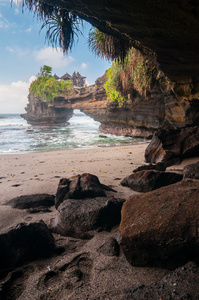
[0,110,143,154]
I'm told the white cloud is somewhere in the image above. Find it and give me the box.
[6,46,15,53]
[34,47,75,68]
[0,13,2,17]
[15,8,19,14]
[85,80,90,86]
[80,62,87,70]
[6,45,30,56]
[25,27,32,33]
[0,76,36,113]
[0,17,8,29]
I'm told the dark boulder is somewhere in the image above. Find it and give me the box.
[145,126,199,164]
[97,238,120,257]
[133,162,167,173]
[119,179,199,269]
[4,194,55,209]
[131,262,199,299]
[51,197,125,239]
[121,170,183,192]
[0,221,55,273]
[183,161,199,180]
[55,173,106,208]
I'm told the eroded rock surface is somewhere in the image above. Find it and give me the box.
[0,221,55,274]
[55,173,106,209]
[133,162,167,173]
[51,197,125,238]
[97,237,120,257]
[4,194,55,209]
[183,161,199,180]
[21,93,74,125]
[121,170,182,192]
[120,179,199,269]
[145,126,199,164]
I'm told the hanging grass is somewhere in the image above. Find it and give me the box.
[88,27,131,61]
[104,47,158,106]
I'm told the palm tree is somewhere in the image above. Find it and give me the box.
[19,0,83,54]
[88,27,131,61]
[40,9,83,54]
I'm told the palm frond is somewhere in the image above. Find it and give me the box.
[88,27,131,61]
[18,0,83,54]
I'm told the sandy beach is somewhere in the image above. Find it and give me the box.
[0,142,198,231]
[0,143,149,232]
[0,143,199,299]
[0,143,149,203]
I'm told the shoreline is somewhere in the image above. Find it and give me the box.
[0,139,150,156]
[0,142,198,231]
[0,144,148,201]
[0,142,199,299]
[0,143,149,232]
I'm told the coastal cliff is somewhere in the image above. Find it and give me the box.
[21,93,74,125]
[22,67,199,140]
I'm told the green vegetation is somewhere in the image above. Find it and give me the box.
[21,1,83,54]
[40,10,83,54]
[88,27,130,61]
[104,62,126,106]
[29,65,72,103]
[104,47,157,106]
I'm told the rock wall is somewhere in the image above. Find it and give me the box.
[22,69,199,139]
[21,93,73,126]
[45,0,199,86]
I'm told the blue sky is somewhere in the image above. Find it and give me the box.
[0,0,111,113]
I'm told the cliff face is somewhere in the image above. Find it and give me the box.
[22,71,199,138]
[21,93,73,125]
[44,0,199,96]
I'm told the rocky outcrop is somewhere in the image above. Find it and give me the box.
[97,237,120,257]
[0,221,55,273]
[21,93,74,125]
[51,196,124,239]
[183,161,199,180]
[119,179,199,269]
[23,0,199,161]
[22,68,199,142]
[4,194,55,209]
[121,170,183,192]
[52,173,124,238]
[145,126,199,164]
[43,0,199,95]
[55,173,106,209]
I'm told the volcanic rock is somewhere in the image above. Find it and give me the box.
[97,237,120,257]
[145,126,199,164]
[183,161,199,180]
[5,194,55,209]
[51,197,125,239]
[121,170,183,192]
[55,173,106,208]
[131,261,199,299]
[0,221,55,273]
[119,179,199,269]
[21,93,74,125]
[133,162,167,173]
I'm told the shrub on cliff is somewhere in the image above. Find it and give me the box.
[104,48,157,106]
[29,65,72,103]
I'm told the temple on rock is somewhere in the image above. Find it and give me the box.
[60,71,86,88]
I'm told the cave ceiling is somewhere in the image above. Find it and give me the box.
[42,0,199,84]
